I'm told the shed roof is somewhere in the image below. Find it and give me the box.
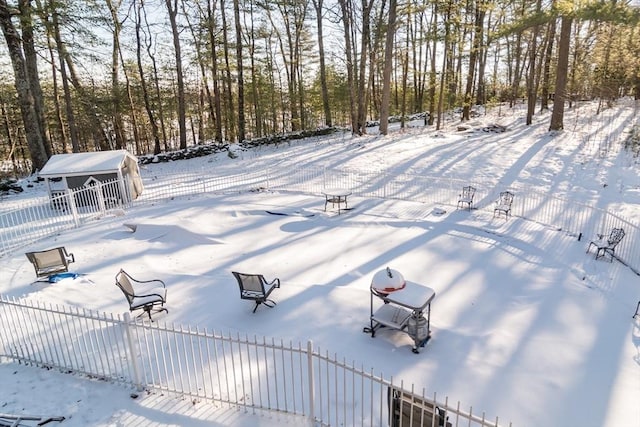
[39,150,138,178]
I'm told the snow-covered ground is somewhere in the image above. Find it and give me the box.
[2,101,640,426]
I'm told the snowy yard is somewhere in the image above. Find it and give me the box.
[2,101,640,426]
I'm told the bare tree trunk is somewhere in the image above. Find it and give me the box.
[338,0,357,134]
[462,0,484,121]
[263,8,286,128]
[264,33,281,134]
[436,1,452,130]
[1,98,17,172]
[595,20,615,107]
[526,0,541,125]
[19,0,51,158]
[312,0,331,127]
[206,0,223,143]
[46,34,67,153]
[368,0,386,126]
[135,0,161,154]
[427,0,437,126]
[220,0,236,141]
[549,16,572,131]
[540,4,556,111]
[190,114,197,145]
[400,27,408,129]
[408,3,419,112]
[52,10,80,152]
[184,0,216,142]
[198,88,205,143]
[356,0,374,135]
[118,41,141,155]
[63,61,110,151]
[449,7,463,110]
[379,0,396,135]
[268,0,306,132]
[358,0,381,128]
[106,0,125,149]
[475,5,490,107]
[166,0,188,149]
[568,23,581,109]
[0,0,48,170]
[232,0,245,142]
[139,2,168,151]
[294,15,307,131]
[46,2,109,152]
[244,0,262,136]
[508,2,526,108]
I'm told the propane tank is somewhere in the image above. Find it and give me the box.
[407,313,429,344]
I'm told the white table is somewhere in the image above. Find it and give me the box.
[363,281,435,353]
[322,188,352,214]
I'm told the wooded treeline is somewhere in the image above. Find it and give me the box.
[0,0,639,173]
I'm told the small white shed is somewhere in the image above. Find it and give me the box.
[38,150,144,206]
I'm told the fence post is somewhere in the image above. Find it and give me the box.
[122,312,143,391]
[307,340,315,426]
[95,183,107,214]
[66,188,80,227]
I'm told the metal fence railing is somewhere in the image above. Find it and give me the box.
[136,166,640,273]
[0,295,506,426]
[0,178,131,258]
[2,163,639,425]
[2,166,639,274]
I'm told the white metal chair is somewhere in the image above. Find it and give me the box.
[586,227,625,262]
[232,271,280,313]
[457,186,476,210]
[115,269,167,320]
[494,191,514,218]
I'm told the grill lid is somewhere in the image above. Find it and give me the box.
[371,267,406,293]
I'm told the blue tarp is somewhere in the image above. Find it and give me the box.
[48,272,79,283]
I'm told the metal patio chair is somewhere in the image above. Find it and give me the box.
[494,191,514,218]
[232,271,280,313]
[25,247,75,279]
[457,186,476,211]
[586,227,625,262]
[115,269,167,320]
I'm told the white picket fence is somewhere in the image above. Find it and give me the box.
[2,164,639,425]
[0,179,131,258]
[0,296,504,427]
[3,165,637,273]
